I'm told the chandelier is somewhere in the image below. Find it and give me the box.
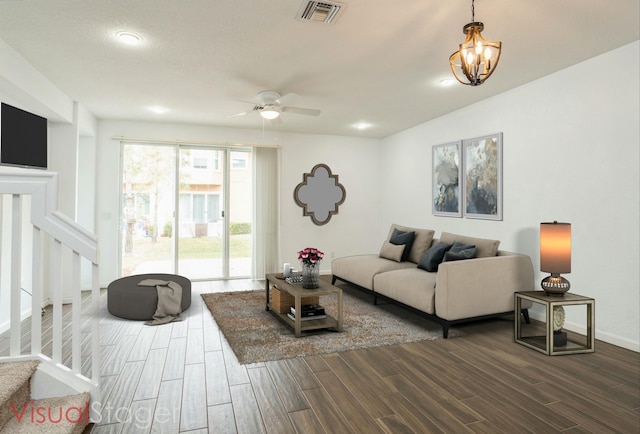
[449,0,502,86]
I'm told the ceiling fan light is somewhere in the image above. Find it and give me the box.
[260,108,280,120]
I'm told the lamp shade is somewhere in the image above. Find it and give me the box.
[540,222,571,273]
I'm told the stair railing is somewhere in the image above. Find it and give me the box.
[0,168,100,407]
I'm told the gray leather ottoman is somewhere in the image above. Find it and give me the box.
[107,273,192,320]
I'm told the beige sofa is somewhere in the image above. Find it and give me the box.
[331,224,534,337]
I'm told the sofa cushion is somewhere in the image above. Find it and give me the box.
[379,241,405,262]
[389,228,415,261]
[387,224,435,263]
[443,242,477,262]
[374,268,437,315]
[439,232,500,258]
[417,242,452,272]
[331,254,416,291]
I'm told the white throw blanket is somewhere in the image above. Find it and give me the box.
[138,279,183,326]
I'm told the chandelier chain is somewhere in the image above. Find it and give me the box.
[471,0,475,22]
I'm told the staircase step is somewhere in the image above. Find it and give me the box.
[0,360,40,429]
[0,392,90,434]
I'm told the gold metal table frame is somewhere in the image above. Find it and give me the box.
[515,291,595,356]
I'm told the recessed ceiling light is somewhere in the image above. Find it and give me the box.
[148,106,169,114]
[353,122,372,130]
[116,31,143,45]
[439,78,456,87]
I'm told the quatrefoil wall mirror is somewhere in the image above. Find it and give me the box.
[294,163,346,225]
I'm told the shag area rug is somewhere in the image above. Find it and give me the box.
[201,286,461,364]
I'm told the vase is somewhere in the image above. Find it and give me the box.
[301,262,320,289]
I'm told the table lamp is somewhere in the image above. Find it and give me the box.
[540,221,571,296]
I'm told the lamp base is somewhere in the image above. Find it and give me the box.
[541,274,570,296]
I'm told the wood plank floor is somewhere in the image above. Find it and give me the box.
[3,278,639,433]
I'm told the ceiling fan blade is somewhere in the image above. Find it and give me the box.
[234,98,260,105]
[227,111,250,118]
[275,92,298,105]
[281,106,321,116]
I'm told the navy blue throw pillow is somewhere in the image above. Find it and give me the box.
[443,242,477,262]
[389,228,415,262]
[417,242,453,272]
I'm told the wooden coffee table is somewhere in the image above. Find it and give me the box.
[265,273,343,338]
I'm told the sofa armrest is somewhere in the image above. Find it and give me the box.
[435,252,534,321]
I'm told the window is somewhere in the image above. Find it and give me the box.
[193,157,207,169]
[179,194,192,220]
[207,194,220,222]
[231,151,247,169]
[193,194,206,223]
[213,151,220,171]
[179,193,220,222]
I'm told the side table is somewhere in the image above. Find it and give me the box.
[515,291,595,356]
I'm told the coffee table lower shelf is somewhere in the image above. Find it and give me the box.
[267,303,340,334]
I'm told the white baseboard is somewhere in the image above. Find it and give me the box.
[0,296,81,335]
[0,305,35,335]
[529,310,639,353]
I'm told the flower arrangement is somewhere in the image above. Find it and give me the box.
[297,247,324,265]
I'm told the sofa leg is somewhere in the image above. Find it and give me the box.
[331,275,337,285]
[373,295,378,305]
[442,325,449,339]
[521,308,530,324]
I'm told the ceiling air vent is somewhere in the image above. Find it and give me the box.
[298,1,345,24]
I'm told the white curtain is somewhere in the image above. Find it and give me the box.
[253,147,280,278]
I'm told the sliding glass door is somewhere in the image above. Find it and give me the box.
[121,143,253,280]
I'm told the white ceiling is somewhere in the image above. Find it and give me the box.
[0,0,638,138]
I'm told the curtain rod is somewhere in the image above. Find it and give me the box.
[111,135,280,149]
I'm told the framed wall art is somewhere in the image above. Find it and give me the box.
[432,141,462,217]
[463,132,503,220]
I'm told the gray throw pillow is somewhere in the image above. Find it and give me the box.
[417,242,452,272]
[443,242,477,262]
[389,228,415,262]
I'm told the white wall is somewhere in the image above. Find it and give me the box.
[278,132,384,269]
[0,39,73,123]
[95,121,382,285]
[380,42,640,350]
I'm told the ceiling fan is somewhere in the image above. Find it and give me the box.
[230,90,320,120]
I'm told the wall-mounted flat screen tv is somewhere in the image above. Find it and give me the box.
[1,102,48,169]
